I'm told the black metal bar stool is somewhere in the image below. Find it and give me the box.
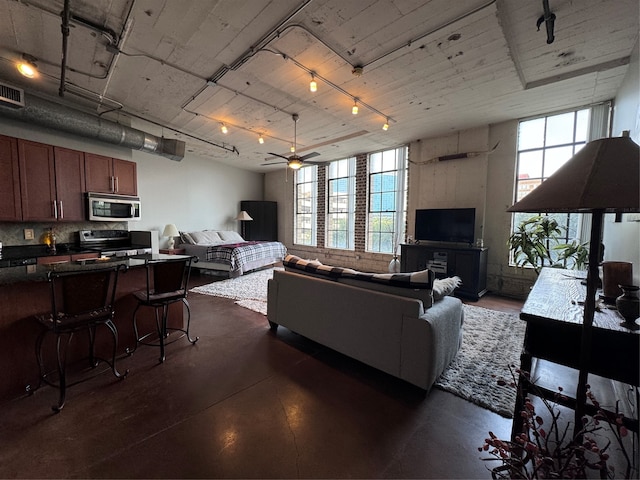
[32,264,128,412]
[127,256,198,362]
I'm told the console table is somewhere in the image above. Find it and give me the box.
[513,267,639,436]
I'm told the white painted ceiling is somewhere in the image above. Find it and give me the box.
[0,0,637,171]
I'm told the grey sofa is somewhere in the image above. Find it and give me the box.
[266,256,463,391]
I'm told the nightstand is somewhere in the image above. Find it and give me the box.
[159,248,186,255]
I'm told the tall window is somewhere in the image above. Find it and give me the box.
[513,108,592,264]
[294,166,317,246]
[326,157,355,249]
[367,146,408,253]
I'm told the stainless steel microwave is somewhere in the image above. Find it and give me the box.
[87,192,141,221]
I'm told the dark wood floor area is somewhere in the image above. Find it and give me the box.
[0,271,523,479]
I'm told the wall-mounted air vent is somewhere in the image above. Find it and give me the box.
[0,82,25,108]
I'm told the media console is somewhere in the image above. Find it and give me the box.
[400,243,488,300]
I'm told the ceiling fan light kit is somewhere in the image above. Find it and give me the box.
[263,114,323,169]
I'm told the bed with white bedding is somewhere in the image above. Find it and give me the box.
[178,230,286,277]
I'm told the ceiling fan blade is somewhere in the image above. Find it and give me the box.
[300,152,320,161]
[262,161,288,166]
[267,152,289,160]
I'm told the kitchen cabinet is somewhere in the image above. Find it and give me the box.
[400,243,488,300]
[85,153,137,195]
[18,140,86,222]
[0,135,21,221]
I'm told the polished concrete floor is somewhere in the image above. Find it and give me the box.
[0,271,524,479]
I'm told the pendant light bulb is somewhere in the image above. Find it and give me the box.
[352,99,359,115]
[221,123,228,134]
[309,74,317,93]
[258,135,264,144]
[382,119,389,131]
[290,144,296,153]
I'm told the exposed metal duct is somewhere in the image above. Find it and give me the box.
[0,91,185,161]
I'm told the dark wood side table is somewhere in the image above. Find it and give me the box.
[513,267,639,437]
[159,248,186,255]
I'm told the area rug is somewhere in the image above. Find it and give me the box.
[434,305,525,418]
[191,269,525,417]
[190,267,277,315]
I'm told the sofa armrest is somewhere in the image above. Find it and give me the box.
[400,296,463,391]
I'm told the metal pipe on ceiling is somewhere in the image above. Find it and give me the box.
[59,0,71,97]
[0,92,185,161]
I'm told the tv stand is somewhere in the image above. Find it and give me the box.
[400,243,488,300]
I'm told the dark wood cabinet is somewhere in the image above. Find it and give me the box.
[17,140,86,222]
[52,147,86,221]
[85,153,137,195]
[0,135,22,221]
[401,243,488,300]
[240,201,278,241]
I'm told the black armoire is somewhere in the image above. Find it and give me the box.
[240,201,278,241]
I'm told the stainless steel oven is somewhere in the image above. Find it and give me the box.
[87,192,141,221]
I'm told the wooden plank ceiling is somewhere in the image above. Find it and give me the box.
[0,0,637,171]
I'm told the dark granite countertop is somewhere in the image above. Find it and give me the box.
[0,254,192,285]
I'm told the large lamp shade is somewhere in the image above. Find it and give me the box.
[507,133,639,436]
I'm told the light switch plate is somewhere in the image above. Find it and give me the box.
[24,229,34,240]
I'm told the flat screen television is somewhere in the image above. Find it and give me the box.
[415,208,475,244]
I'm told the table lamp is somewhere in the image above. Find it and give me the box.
[162,223,179,250]
[507,132,639,435]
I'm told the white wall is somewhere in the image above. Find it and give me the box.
[604,38,640,284]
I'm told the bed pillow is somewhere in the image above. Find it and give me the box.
[189,231,223,244]
[432,276,462,301]
[179,231,196,244]
[218,231,245,243]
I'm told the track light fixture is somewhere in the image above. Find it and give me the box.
[17,54,38,78]
[258,135,264,144]
[352,99,359,115]
[290,144,296,153]
[220,123,228,134]
[309,73,317,93]
[382,119,389,131]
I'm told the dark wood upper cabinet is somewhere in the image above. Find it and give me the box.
[17,139,86,222]
[85,153,137,195]
[52,146,86,221]
[0,135,22,221]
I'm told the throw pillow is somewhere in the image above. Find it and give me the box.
[432,276,462,301]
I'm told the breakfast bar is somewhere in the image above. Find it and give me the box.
[0,253,193,403]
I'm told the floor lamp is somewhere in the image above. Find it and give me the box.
[507,133,639,435]
[236,210,253,239]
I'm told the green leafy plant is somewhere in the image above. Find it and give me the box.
[508,215,589,275]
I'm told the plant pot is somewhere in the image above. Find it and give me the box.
[616,284,640,329]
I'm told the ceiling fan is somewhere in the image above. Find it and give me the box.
[262,114,322,169]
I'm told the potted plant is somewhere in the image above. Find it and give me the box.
[508,215,589,275]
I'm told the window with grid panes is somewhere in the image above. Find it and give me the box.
[294,166,317,246]
[326,157,355,249]
[367,146,408,254]
[513,108,591,265]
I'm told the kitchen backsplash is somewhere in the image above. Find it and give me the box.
[0,221,128,247]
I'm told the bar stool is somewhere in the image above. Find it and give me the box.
[33,264,128,412]
[128,256,198,362]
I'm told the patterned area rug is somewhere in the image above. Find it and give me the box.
[190,268,525,417]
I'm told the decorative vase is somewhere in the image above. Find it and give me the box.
[615,284,640,328]
[388,256,401,273]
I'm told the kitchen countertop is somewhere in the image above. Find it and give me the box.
[0,253,194,285]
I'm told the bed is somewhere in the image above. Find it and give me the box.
[178,230,287,277]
